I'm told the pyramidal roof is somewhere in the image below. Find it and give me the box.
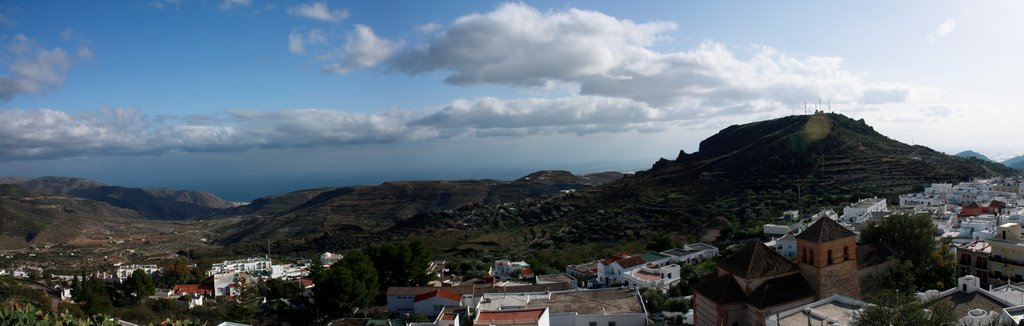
[796,216,856,243]
[717,242,798,279]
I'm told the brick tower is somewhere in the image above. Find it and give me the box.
[795,216,860,299]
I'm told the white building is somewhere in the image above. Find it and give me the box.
[115,264,162,283]
[762,224,792,237]
[494,260,532,279]
[623,263,681,292]
[926,183,953,194]
[476,288,646,326]
[765,234,798,258]
[209,257,272,276]
[412,289,463,317]
[596,255,647,286]
[842,198,887,223]
[810,209,838,221]
[660,243,719,265]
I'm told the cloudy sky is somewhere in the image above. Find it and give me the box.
[2,1,1022,200]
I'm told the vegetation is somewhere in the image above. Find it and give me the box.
[859,213,956,293]
[312,252,379,319]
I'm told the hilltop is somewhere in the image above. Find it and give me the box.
[956,150,995,162]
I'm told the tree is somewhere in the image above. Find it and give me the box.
[125,269,156,298]
[860,214,936,266]
[860,213,954,293]
[313,252,379,318]
[365,240,433,291]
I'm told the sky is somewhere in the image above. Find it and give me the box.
[2,1,1023,201]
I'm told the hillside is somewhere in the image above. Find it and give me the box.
[1005,155,1024,169]
[346,113,1020,262]
[0,184,143,249]
[216,170,623,244]
[956,150,994,162]
[11,176,232,220]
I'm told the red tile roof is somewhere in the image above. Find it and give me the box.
[172,284,212,296]
[476,308,546,324]
[414,289,462,303]
[297,278,315,288]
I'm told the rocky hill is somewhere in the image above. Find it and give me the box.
[349,113,1019,259]
[0,184,143,249]
[216,170,623,244]
[10,176,232,220]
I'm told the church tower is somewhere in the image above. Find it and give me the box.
[795,216,860,299]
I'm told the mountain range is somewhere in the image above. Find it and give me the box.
[955,151,1024,169]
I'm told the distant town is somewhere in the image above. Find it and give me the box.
[4,176,1024,325]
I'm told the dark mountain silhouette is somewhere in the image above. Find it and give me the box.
[12,176,232,220]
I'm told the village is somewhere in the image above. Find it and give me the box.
[3,177,1024,325]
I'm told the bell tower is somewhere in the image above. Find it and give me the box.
[796,216,860,299]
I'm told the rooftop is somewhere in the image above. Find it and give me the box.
[796,216,856,243]
[959,240,992,254]
[475,308,546,325]
[927,291,1009,318]
[717,242,798,279]
[478,288,644,315]
[640,252,669,262]
[776,301,862,326]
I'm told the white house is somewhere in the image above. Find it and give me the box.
[842,198,887,223]
[209,257,272,276]
[115,264,162,284]
[660,243,719,265]
[767,234,798,258]
[176,294,205,310]
[623,264,681,292]
[596,255,647,285]
[412,289,463,317]
[494,260,532,279]
[810,209,838,221]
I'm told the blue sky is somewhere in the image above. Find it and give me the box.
[2,1,1022,200]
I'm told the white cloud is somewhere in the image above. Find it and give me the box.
[288,31,306,54]
[288,29,327,55]
[0,95,678,161]
[0,12,16,26]
[417,22,442,34]
[287,2,349,23]
[149,0,183,10]
[0,34,77,102]
[219,0,252,11]
[76,46,94,60]
[927,19,957,43]
[384,3,920,111]
[321,25,402,74]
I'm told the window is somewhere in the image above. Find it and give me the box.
[843,247,850,261]
[590,323,597,326]
[609,322,616,326]
[827,250,833,265]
